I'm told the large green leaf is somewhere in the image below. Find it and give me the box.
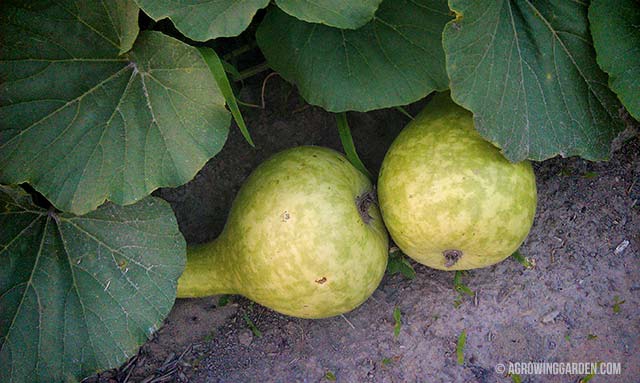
[274,0,383,29]
[442,0,624,161]
[256,0,451,112]
[0,0,230,215]
[589,0,640,121]
[135,0,270,41]
[0,185,185,383]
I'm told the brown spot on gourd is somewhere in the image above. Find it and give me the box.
[315,277,327,284]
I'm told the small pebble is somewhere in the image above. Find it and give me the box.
[238,330,253,346]
[614,240,630,255]
[541,310,560,324]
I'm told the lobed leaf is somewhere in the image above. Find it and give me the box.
[443,0,625,161]
[257,0,451,112]
[0,0,231,215]
[0,185,186,382]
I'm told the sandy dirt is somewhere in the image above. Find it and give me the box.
[88,76,639,383]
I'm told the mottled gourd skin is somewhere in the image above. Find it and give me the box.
[378,93,537,270]
[178,146,389,319]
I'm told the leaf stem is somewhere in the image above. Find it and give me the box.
[335,113,372,180]
[198,47,255,147]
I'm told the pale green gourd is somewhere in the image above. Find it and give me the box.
[178,146,388,319]
[378,93,537,270]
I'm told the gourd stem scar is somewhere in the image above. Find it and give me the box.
[356,190,377,224]
[444,249,463,267]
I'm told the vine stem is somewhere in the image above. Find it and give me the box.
[335,113,373,180]
[235,62,270,81]
[222,42,258,61]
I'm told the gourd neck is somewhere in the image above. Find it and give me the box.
[177,235,237,298]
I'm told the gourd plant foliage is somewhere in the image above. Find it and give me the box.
[0,0,637,381]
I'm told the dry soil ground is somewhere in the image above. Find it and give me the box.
[88,76,639,383]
